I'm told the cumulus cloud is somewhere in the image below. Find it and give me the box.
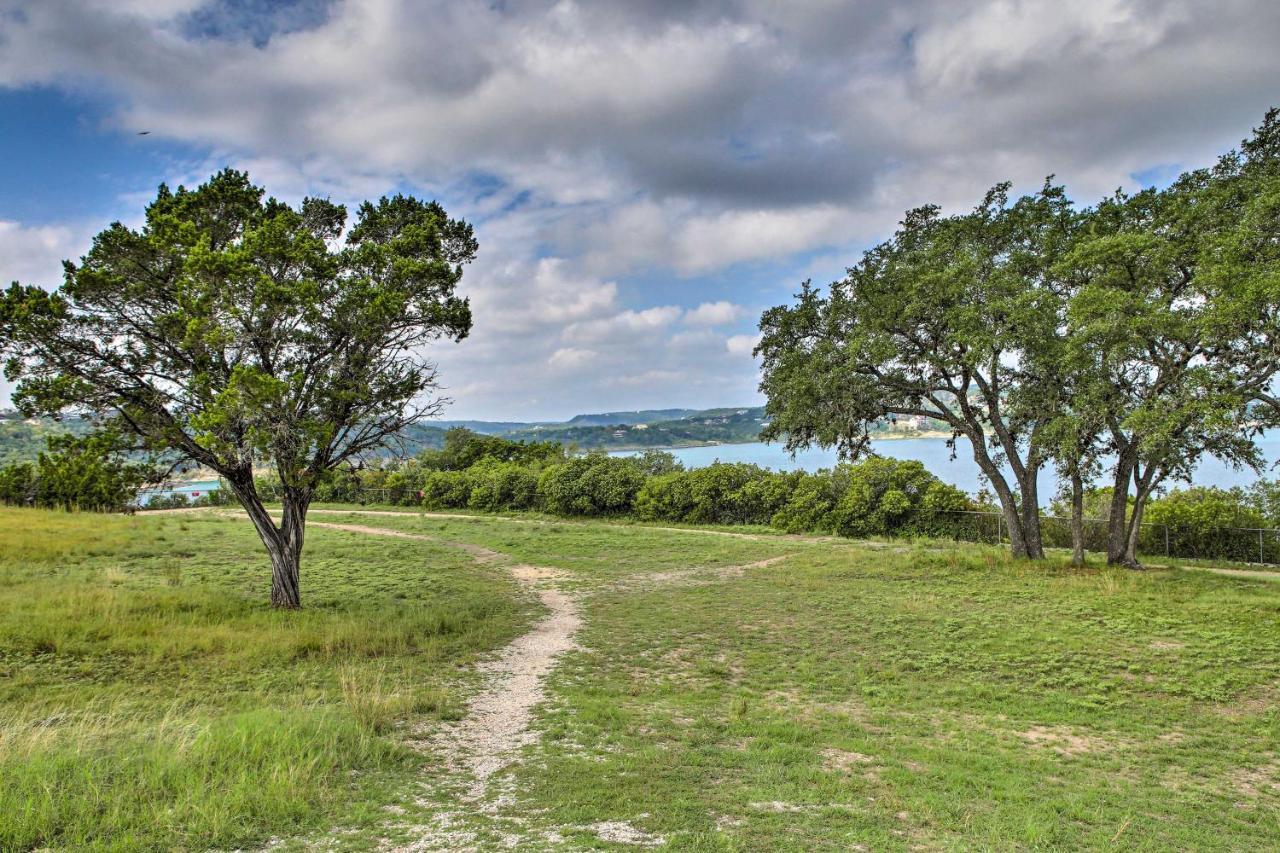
[684,301,745,326]
[0,220,83,287]
[2,0,1279,417]
[726,334,762,357]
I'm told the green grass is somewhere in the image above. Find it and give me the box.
[4,504,1280,849]
[310,508,1280,849]
[0,507,529,851]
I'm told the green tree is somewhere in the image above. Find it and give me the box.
[1059,113,1280,566]
[0,170,474,607]
[757,182,1079,559]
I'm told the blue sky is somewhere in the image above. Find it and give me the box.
[2,0,1278,420]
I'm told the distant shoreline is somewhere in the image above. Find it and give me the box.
[162,431,958,480]
[602,430,953,453]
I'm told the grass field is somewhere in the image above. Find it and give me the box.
[2,505,1279,849]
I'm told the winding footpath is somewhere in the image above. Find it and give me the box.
[305,521,582,849]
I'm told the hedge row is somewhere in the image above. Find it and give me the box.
[269,451,977,539]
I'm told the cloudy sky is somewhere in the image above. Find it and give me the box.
[2,0,1278,420]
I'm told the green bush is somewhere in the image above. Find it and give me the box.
[0,462,36,506]
[0,426,161,512]
[813,458,971,538]
[1144,486,1267,558]
[636,464,806,527]
[537,454,646,516]
[771,471,840,533]
[683,464,789,525]
[467,460,538,511]
[633,471,695,521]
[420,470,474,509]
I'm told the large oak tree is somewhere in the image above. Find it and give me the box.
[1,170,474,607]
[757,183,1079,559]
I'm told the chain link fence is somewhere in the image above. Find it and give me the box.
[935,510,1280,566]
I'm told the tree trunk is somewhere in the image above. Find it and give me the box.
[1017,468,1046,560]
[1069,470,1085,568]
[266,534,302,608]
[1105,450,1136,565]
[270,492,308,608]
[1123,496,1146,569]
[225,472,309,609]
[969,444,1040,559]
[1121,469,1160,569]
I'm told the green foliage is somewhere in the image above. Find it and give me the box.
[537,453,647,516]
[420,470,474,509]
[0,424,161,511]
[828,458,957,537]
[633,458,973,535]
[0,461,35,506]
[634,462,792,526]
[423,427,565,471]
[770,471,840,533]
[467,460,539,511]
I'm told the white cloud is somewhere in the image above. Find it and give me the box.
[4,0,1280,418]
[684,301,745,326]
[0,220,86,287]
[546,346,598,372]
[726,334,762,357]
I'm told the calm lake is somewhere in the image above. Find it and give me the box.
[137,479,221,505]
[140,434,1279,507]
[612,433,1280,505]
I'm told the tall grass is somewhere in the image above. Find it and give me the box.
[0,704,405,850]
[0,507,527,850]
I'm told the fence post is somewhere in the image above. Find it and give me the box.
[1261,529,1265,565]
[996,513,1002,544]
[1164,525,1169,558]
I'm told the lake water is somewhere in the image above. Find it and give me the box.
[137,479,221,505]
[612,434,1280,505]
[137,434,1279,507]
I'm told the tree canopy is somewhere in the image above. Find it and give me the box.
[1,170,475,606]
[758,108,1280,564]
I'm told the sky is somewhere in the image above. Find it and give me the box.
[2,1,1279,421]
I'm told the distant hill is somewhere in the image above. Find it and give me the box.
[564,408,697,427]
[430,419,541,435]
[0,405,950,466]
[0,413,95,465]
[496,407,768,450]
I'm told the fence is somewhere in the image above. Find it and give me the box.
[936,510,1280,566]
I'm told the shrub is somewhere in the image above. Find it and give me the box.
[771,471,842,533]
[420,470,473,509]
[383,461,432,506]
[467,460,538,511]
[0,462,36,506]
[633,471,695,521]
[629,449,684,476]
[537,454,645,516]
[826,458,970,538]
[422,427,566,471]
[635,464,800,526]
[1144,486,1267,558]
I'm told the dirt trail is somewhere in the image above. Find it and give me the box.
[305,521,581,849]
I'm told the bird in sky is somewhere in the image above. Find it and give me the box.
[137,131,150,135]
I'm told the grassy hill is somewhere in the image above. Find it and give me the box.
[3,504,1279,849]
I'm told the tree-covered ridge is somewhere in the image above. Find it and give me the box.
[0,413,93,466]
[0,406,948,465]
